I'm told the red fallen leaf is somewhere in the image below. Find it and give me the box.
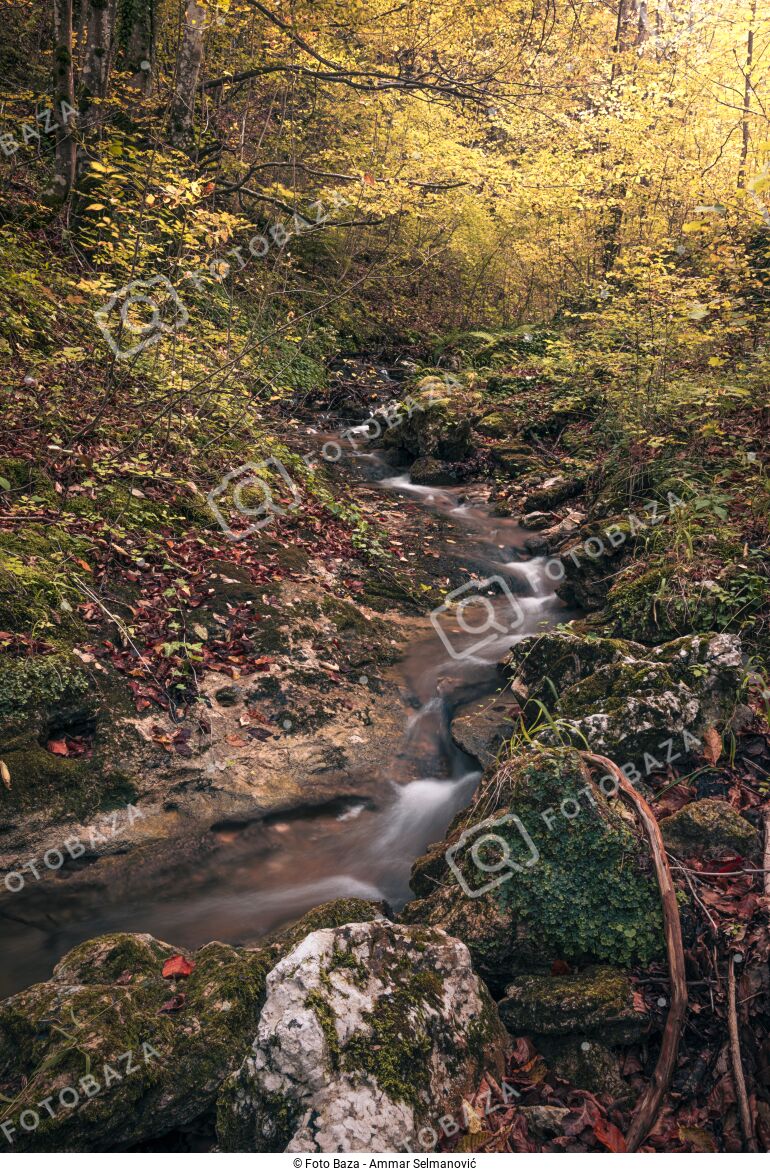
[594,1116,627,1152]
[701,726,722,764]
[47,738,69,756]
[162,954,195,979]
[510,1036,533,1067]
[703,856,744,873]
[159,992,186,1013]
[563,1101,595,1137]
[551,959,571,975]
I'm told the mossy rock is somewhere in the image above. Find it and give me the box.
[410,456,456,485]
[497,966,648,1043]
[0,933,267,1152]
[524,476,585,513]
[506,631,744,768]
[539,1037,629,1099]
[0,652,110,819]
[216,920,508,1152]
[0,652,99,783]
[0,743,95,819]
[402,746,664,989]
[489,441,539,476]
[660,799,759,861]
[383,399,476,462]
[476,411,518,439]
[450,695,518,768]
[504,630,645,701]
[0,654,92,733]
[259,897,385,956]
[0,900,384,1151]
[555,515,637,610]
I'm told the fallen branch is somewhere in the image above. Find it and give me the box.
[727,953,757,1151]
[580,752,687,1152]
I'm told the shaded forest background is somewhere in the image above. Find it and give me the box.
[2,0,770,394]
[1,0,770,684]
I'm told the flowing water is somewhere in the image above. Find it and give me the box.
[0,452,566,996]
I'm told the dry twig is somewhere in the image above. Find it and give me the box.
[727,952,758,1151]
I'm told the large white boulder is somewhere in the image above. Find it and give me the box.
[217,920,508,1152]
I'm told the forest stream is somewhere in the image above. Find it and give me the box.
[1,443,566,997]
[4,0,770,1149]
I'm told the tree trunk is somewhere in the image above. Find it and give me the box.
[50,0,77,205]
[80,0,114,131]
[610,0,633,82]
[119,0,155,95]
[737,0,757,190]
[170,0,206,146]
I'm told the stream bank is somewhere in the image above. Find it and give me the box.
[0,435,566,996]
[2,353,770,1152]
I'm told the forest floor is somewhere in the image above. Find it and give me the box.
[1,332,770,1153]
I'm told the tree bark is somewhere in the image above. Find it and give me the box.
[80,0,115,132]
[170,0,206,146]
[737,0,757,190]
[50,0,77,205]
[119,0,155,95]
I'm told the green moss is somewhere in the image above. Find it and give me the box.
[597,559,770,646]
[498,966,646,1042]
[328,945,369,988]
[0,930,278,1152]
[407,746,664,980]
[490,441,539,475]
[0,458,57,504]
[0,653,90,726]
[0,744,95,817]
[0,557,75,636]
[261,898,382,955]
[494,750,661,967]
[476,411,517,438]
[306,989,342,1069]
[558,661,678,720]
[341,969,444,1109]
[506,631,643,702]
[54,932,169,985]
